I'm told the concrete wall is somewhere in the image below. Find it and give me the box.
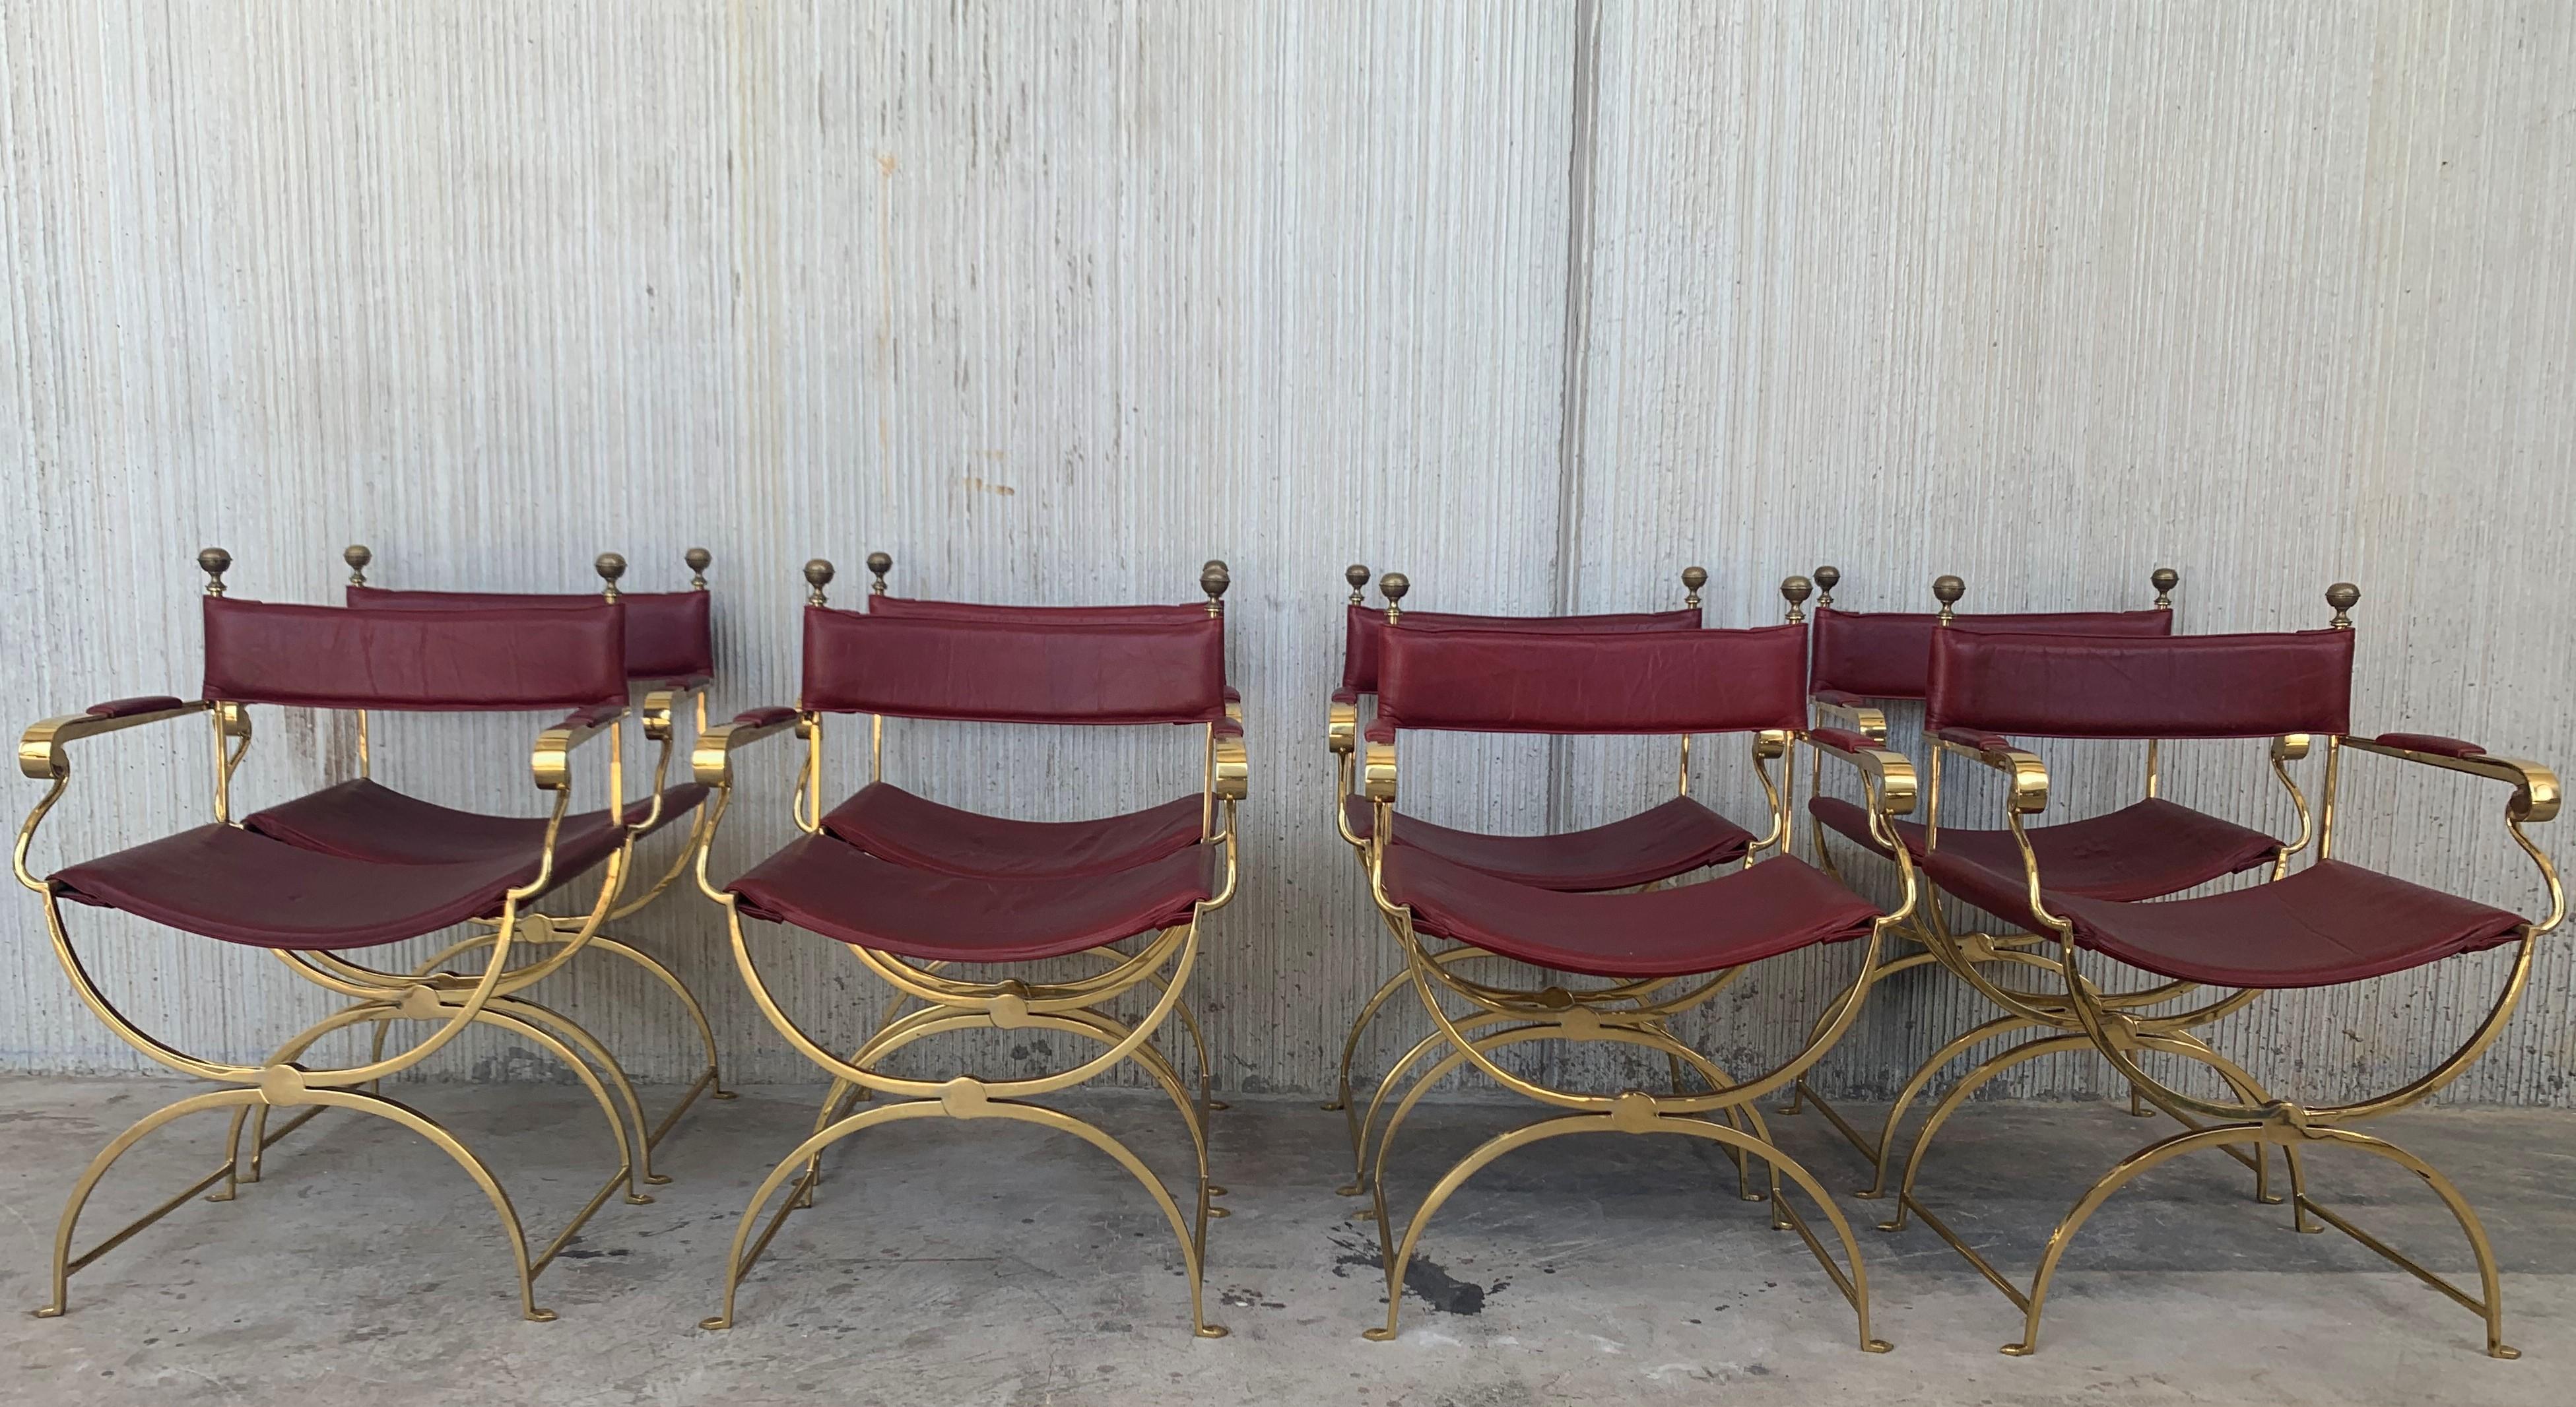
[5,1,2570,1103]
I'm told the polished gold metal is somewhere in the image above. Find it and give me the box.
[19,678,648,1321]
[687,546,712,590]
[595,552,626,602]
[1882,719,2561,1358]
[1682,566,1708,609]
[1344,717,1919,1349]
[2327,581,2360,629]
[687,683,1244,1338]
[1379,572,1408,622]
[2151,566,2179,610]
[1346,564,1371,604]
[1814,564,1839,608]
[1781,575,1812,624]
[1931,573,1964,622]
[197,547,230,597]
[805,558,835,606]
[1202,560,1231,618]
[865,551,892,595]
[344,544,372,587]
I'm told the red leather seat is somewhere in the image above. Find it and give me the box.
[245,777,705,884]
[822,782,1205,880]
[1346,795,1755,892]
[2045,859,2527,989]
[50,825,531,950]
[1381,847,1878,979]
[1814,795,2278,931]
[729,832,1220,964]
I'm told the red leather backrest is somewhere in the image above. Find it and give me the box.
[869,595,1210,626]
[1373,622,1806,739]
[1340,603,1701,701]
[1926,628,2354,739]
[348,585,711,680]
[204,597,628,711]
[1810,606,2174,700]
[801,606,1226,725]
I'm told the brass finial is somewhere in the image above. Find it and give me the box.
[1346,564,1371,605]
[2326,581,2360,630]
[805,558,836,606]
[2150,567,2179,610]
[1380,572,1410,624]
[1814,565,1840,608]
[1681,566,1708,609]
[865,551,892,595]
[1931,573,1965,624]
[343,544,372,587]
[1201,560,1231,617]
[686,546,712,591]
[595,552,627,602]
[197,547,232,597]
[1781,574,1812,624]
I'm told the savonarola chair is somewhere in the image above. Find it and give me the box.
[18,550,661,1321]
[1912,585,2561,1357]
[1786,568,2296,1208]
[1323,565,1760,1196]
[1352,599,1921,1349]
[689,558,1245,1338]
[230,545,733,1191]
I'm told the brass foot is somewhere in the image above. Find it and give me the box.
[1361,1326,1398,1342]
[1195,1323,1230,1339]
[525,1307,558,1323]
[1999,1341,2036,1357]
[699,1315,732,1331]
[1864,1338,1894,1353]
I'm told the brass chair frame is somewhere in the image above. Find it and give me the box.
[1898,586,2563,1356]
[688,558,1247,1337]
[1349,581,1919,1350]
[17,552,659,1321]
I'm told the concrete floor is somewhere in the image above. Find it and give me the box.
[1,1076,2569,1406]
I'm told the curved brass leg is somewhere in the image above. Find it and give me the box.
[1885,1033,2096,1231]
[1362,1110,1888,1352]
[488,995,665,1189]
[1327,949,1498,1122]
[2131,1033,2283,1206]
[1340,1010,1513,1196]
[2004,1123,2253,1354]
[34,1088,263,1318]
[2305,1127,2517,1358]
[1853,1013,2038,1199]
[310,1089,558,1322]
[703,1096,1227,1338]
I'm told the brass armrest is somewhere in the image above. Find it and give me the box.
[1362,740,1397,804]
[1214,734,1249,801]
[1810,694,1889,745]
[20,700,214,779]
[2342,735,2560,824]
[532,704,629,792]
[1925,728,2051,814]
[691,708,805,788]
[1803,728,1918,818]
[642,674,713,743]
[1327,700,1358,756]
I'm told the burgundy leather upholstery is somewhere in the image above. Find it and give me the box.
[51,826,531,949]
[2049,859,2527,988]
[2377,733,2485,758]
[1818,795,2280,932]
[801,606,1225,725]
[350,585,712,680]
[246,776,704,878]
[733,705,801,728]
[1382,846,1878,979]
[86,696,187,718]
[871,596,1239,702]
[1346,795,1755,892]
[1372,622,1805,740]
[822,783,1206,880]
[203,598,626,713]
[729,832,1218,962]
[1339,604,1700,702]
[1926,628,2354,740]
[1810,606,2173,702]
[1806,727,1878,757]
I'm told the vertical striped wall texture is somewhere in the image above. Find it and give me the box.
[5,2,2571,1103]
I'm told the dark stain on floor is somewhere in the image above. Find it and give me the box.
[1327,1224,1503,1315]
